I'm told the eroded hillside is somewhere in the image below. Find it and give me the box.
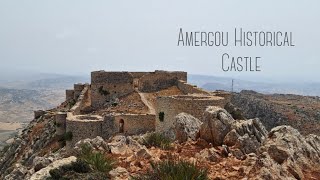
[231,90,320,135]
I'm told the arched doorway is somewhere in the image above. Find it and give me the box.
[119,119,124,133]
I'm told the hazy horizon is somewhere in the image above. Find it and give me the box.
[1,1,319,83]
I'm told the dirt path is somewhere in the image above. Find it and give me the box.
[136,89,156,114]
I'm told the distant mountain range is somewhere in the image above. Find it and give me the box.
[0,73,89,124]
[188,74,320,96]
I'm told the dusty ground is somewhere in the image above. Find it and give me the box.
[113,140,259,180]
[92,86,185,116]
[93,92,149,115]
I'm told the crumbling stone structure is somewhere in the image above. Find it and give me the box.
[103,113,155,136]
[65,90,74,101]
[177,80,209,94]
[91,71,135,108]
[62,70,228,146]
[137,70,187,92]
[90,70,187,108]
[156,95,227,132]
[74,83,85,100]
[66,113,104,146]
[55,112,67,136]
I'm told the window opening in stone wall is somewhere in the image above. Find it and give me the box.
[159,112,165,122]
[119,119,124,133]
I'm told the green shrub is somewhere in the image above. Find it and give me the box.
[55,122,62,127]
[143,133,171,150]
[49,168,64,179]
[64,131,73,141]
[68,99,76,109]
[98,86,110,96]
[48,159,91,180]
[68,159,91,173]
[158,112,165,122]
[1,145,10,154]
[78,143,93,159]
[58,131,73,147]
[85,152,114,172]
[79,144,114,172]
[132,160,208,180]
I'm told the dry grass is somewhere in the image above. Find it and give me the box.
[38,140,61,156]
[29,121,46,139]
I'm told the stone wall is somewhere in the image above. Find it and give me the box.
[130,72,149,79]
[102,113,155,137]
[74,83,85,100]
[55,112,67,136]
[138,71,187,92]
[102,115,118,139]
[70,84,89,115]
[155,95,226,132]
[66,113,103,147]
[91,71,135,108]
[90,70,187,107]
[66,90,74,101]
[115,114,155,135]
[177,80,209,94]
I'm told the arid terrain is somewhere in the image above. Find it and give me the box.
[231,90,320,135]
[0,74,89,150]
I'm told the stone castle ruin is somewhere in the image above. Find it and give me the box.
[53,70,229,146]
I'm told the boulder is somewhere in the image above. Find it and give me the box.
[109,167,129,179]
[224,102,245,120]
[74,136,109,153]
[200,106,234,146]
[108,135,146,155]
[174,113,202,143]
[195,147,220,162]
[30,156,77,180]
[33,156,52,172]
[252,126,320,180]
[135,148,152,159]
[223,118,268,157]
[4,163,28,180]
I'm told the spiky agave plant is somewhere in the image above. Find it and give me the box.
[132,160,209,180]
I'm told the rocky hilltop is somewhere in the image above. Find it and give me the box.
[0,105,319,180]
[230,90,320,135]
[0,71,319,180]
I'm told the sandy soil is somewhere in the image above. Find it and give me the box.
[0,122,22,131]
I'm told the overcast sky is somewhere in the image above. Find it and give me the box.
[0,0,319,82]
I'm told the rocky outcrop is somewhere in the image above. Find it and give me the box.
[224,102,245,120]
[29,156,77,180]
[250,126,320,180]
[174,113,202,143]
[33,156,52,172]
[200,106,234,146]
[230,91,289,131]
[3,163,28,180]
[74,136,110,153]
[109,167,129,179]
[0,112,57,180]
[107,135,151,158]
[196,106,269,159]
[224,118,268,159]
[195,147,220,162]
